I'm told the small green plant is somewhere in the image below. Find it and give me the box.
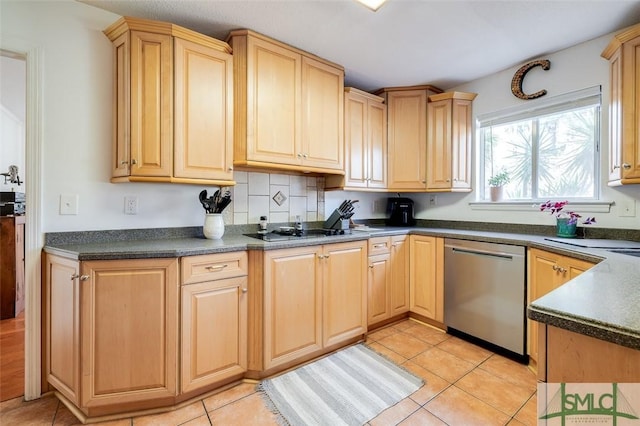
[488,170,510,187]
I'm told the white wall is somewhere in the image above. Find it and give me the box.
[3,1,639,232]
[330,32,640,230]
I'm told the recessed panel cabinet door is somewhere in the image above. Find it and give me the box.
[367,253,391,325]
[302,56,344,170]
[263,247,322,370]
[181,276,247,393]
[390,235,410,315]
[80,258,178,410]
[174,38,234,180]
[247,37,302,165]
[45,255,81,405]
[130,31,173,177]
[323,241,367,347]
[409,236,444,322]
[386,90,427,190]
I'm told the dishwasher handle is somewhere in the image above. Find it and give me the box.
[449,246,518,260]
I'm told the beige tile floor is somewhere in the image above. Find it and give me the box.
[0,319,537,425]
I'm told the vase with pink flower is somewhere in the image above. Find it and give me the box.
[540,200,596,238]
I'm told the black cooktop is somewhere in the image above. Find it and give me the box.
[244,228,350,242]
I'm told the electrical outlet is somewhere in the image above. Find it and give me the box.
[124,196,138,215]
[429,195,437,206]
[60,194,79,215]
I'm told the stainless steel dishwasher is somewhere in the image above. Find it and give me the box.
[444,238,526,358]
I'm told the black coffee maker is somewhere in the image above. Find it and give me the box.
[386,197,416,226]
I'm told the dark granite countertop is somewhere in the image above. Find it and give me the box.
[43,224,640,351]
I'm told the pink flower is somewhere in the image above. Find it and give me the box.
[540,200,596,225]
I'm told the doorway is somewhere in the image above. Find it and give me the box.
[0,51,27,402]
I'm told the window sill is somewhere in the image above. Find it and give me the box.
[469,201,613,213]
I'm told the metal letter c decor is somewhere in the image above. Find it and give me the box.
[511,59,551,100]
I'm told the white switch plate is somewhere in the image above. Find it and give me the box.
[124,196,138,215]
[60,194,79,215]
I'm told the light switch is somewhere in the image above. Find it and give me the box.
[60,194,79,215]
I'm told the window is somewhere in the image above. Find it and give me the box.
[479,87,601,202]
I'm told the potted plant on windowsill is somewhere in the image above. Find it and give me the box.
[488,170,510,202]
[540,200,596,238]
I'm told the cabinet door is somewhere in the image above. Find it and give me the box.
[608,46,623,183]
[451,98,473,190]
[528,249,561,364]
[130,31,173,177]
[409,236,444,322]
[111,31,130,178]
[344,92,369,188]
[80,258,178,409]
[263,246,322,369]
[246,37,301,166]
[302,56,344,170]
[390,235,410,315]
[323,241,367,347]
[368,99,388,189]
[426,98,452,190]
[387,90,427,190]
[620,36,640,181]
[181,276,247,393]
[174,38,234,181]
[44,255,81,405]
[367,253,391,326]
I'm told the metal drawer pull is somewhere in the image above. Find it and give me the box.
[241,288,248,293]
[373,244,386,248]
[206,264,228,271]
[552,264,567,273]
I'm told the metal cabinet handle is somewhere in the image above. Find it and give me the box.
[131,159,137,165]
[623,163,631,170]
[206,264,228,271]
[303,154,308,158]
[297,153,302,158]
[369,264,374,268]
[228,166,234,171]
[241,288,248,293]
[613,165,621,170]
[71,274,89,281]
[373,244,386,248]
[120,161,128,165]
[552,264,567,273]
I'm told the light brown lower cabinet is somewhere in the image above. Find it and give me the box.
[409,235,444,326]
[180,252,248,395]
[538,325,640,382]
[44,254,179,418]
[528,248,595,368]
[248,240,367,375]
[367,236,410,327]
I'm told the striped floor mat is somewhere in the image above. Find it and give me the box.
[259,344,424,426]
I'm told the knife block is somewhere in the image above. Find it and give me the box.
[323,209,348,230]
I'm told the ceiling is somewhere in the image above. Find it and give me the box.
[80,0,640,91]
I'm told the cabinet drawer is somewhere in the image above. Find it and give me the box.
[368,237,391,255]
[181,251,248,284]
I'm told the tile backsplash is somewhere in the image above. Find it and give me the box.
[222,171,325,225]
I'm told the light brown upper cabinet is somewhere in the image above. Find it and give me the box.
[228,30,345,174]
[325,88,387,190]
[426,92,477,192]
[376,85,442,191]
[104,17,235,185]
[602,22,640,185]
